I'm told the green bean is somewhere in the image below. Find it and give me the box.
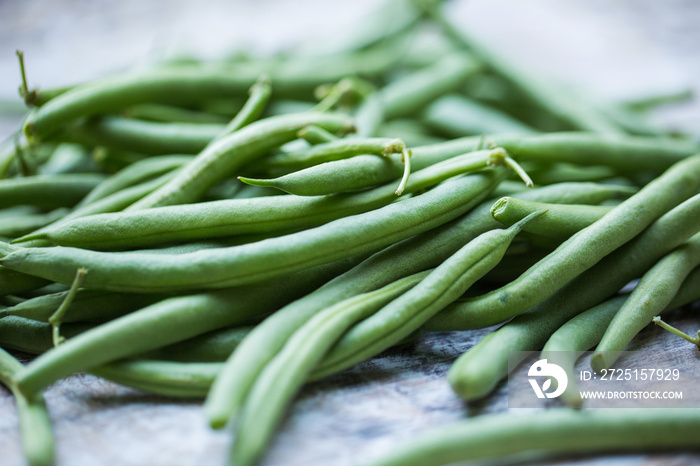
[143,326,253,362]
[213,75,271,140]
[377,119,445,146]
[491,198,612,238]
[297,125,339,145]
[442,191,700,400]
[0,172,504,292]
[379,54,481,119]
[0,208,68,239]
[260,137,403,174]
[124,103,229,124]
[38,143,96,175]
[591,232,700,371]
[542,264,700,409]
[126,112,351,209]
[60,117,224,155]
[0,173,106,208]
[366,409,700,466]
[76,155,191,207]
[528,162,618,185]
[0,289,167,324]
[0,267,51,298]
[263,132,698,195]
[22,149,506,249]
[203,181,616,426]
[23,46,402,141]
[90,360,221,398]
[232,272,429,466]
[0,347,54,466]
[15,253,360,398]
[541,294,629,408]
[0,316,91,355]
[424,94,538,136]
[427,154,700,331]
[312,213,544,380]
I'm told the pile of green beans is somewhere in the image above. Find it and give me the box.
[2,1,699,465]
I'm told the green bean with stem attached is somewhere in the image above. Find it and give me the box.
[442,191,700,401]
[366,409,700,466]
[203,180,621,427]
[0,172,504,291]
[427,154,700,331]
[0,347,54,466]
[232,271,430,466]
[591,232,700,371]
[14,253,362,398]
[491,198,613,238]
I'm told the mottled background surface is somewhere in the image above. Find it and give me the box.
[0,1,699,465]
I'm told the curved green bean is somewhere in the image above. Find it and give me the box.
[90,360,221,398]
[203,181,616,427]
[592,232,700,371]
[0,173,106,208]
[312,212,543,379]
[366,409,700,466]
[424,94,538,136]
[61,117,223,155]
[491,197,612,238]
[0,348,54,466]
[15,253,360,398]
[443,191,700,400]
[232,272,429,466]
[0,172,504,292]
[126,112,351,209]
[428,154,700,331]
[20,149,505,250]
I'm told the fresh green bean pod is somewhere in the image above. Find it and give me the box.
[0,209,68,239]
[259,137,404,174]
[203,181,621,426]
[312,213,543,380]
[424,94,538,136]
[61,117,223,155]
[366,409,700,466]
[491,198,612,238]
[541,294,629,408]
[23,46,401,140]
[428,154,700,331]
[528,162,618,185]
[0,173,106,208]
[15,253,361,398]
[442,191,700,400]
[0,348,54,466]
[0,172,503,292]
[123,103,229,124]
[592,232,700,370]
[262,132,698,193]
[21,149,505,250]
[232,272,429,466]
[0,316,91,355]
[540,264,700,409]
[127,112,351,209]
[378,54,481,119]
[0,267,51,298]
[143,326,253,362]
[76,155,191,207]
[90,360,221,398]
[15,173,175,247]
[0,289,169,323]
